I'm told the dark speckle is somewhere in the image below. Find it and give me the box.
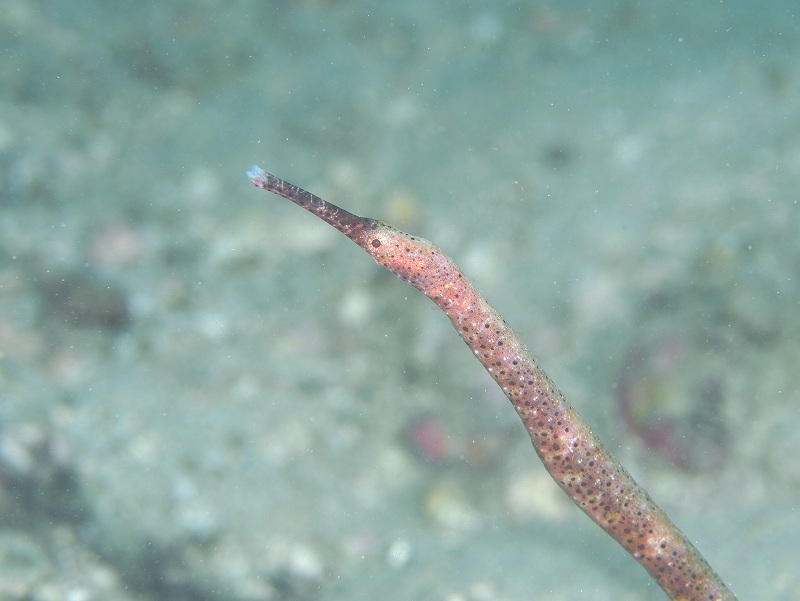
[541,141,576,169]
[39,268,130,330]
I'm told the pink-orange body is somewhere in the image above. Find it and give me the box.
[247,165,737,601]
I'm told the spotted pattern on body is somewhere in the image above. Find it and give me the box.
[248,165,737,601]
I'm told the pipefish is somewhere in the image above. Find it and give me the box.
[246,164,737,601]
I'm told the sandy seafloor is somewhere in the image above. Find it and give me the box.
[1,1,799,600]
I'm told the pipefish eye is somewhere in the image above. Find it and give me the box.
[371,238,382,249]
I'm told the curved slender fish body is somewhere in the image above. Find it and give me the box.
[247,165,737,601]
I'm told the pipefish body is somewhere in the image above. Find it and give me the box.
[246,164,737,601]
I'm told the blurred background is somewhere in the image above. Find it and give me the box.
[1,1,798,599]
